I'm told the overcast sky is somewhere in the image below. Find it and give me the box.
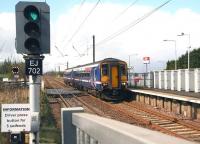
[1,0,200,72]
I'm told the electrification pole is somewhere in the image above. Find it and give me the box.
[93,35,95,63]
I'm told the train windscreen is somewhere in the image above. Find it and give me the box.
[120,64,126,75]
[102,64,108,76]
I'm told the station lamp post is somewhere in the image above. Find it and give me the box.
[163,39,177,70]
[128,53,138,86]
[177,33,191,70]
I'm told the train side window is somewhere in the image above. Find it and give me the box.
[102,64,108,76]
[120,64,126,75]
[81,73,90,77]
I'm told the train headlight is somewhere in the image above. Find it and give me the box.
[102,83,108,86]
[121,82,126,85]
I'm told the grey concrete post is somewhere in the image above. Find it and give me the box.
[61,107,84,144]
[29,76,41,144]
[77,128,80,144]
[90,137,99,144]
[80,130,84,144]
[84,133,90,144]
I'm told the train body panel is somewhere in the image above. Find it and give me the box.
[63,58,128,100]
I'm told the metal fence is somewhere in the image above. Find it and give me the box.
[129,72,154,88]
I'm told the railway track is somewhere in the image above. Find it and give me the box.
[75,94,200,141]
[118,102,200,142]
[43,76,200,143]
[43,76,106,126]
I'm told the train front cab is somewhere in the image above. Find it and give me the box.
[100,60,127,100]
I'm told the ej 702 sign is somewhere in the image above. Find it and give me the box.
[25,58,42,76]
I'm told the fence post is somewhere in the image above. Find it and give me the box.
[61,107,84,144]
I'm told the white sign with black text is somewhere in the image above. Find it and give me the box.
[1,104,31,132]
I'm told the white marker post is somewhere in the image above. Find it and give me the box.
[29,75,41,144]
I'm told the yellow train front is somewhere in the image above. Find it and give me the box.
[99,58,128,100]
[63,58,129,101]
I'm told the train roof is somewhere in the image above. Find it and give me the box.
[65,58,126,71]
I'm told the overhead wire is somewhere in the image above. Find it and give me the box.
[0,40,7,53]
[72,45,84,57]
[96,0,172,47]
[62,0,101,50]
[81,0,139,55]
[60,0,86,44]
[0,29,12,53]
[55,45,65,57]
[113,0,139,21]
[0,30,16,61]
[79,0,86,10]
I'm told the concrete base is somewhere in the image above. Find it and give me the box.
[196,106,200,119]
[145,95,150,105]
[157,97,164,108]
[164,98,172,111]
[150,96,157,107]
[140,95,145,103]
[132,90,200,120]
[191,103,199,119]
[172,100,181,114]
[181,102,192,118]
[136,94,140,102]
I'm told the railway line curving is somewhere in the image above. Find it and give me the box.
[43,76,200,142]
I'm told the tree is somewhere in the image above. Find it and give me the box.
[0,59,25,79]
[166,47,200,70]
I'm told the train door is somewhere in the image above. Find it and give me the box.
[91,67,99,89]
[90,68,95,88]
[93,68,97,88]
[111,66,119,88]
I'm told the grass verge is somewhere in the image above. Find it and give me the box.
[40,92,61,144]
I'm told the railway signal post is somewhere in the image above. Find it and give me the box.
[12,66,19,81]
[15,1,50,144]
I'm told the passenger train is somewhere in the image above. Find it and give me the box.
[63,58,128,100]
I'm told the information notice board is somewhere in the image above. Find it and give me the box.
[1,104,31,132]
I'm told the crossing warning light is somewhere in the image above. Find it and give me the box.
[12,67,19,74]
